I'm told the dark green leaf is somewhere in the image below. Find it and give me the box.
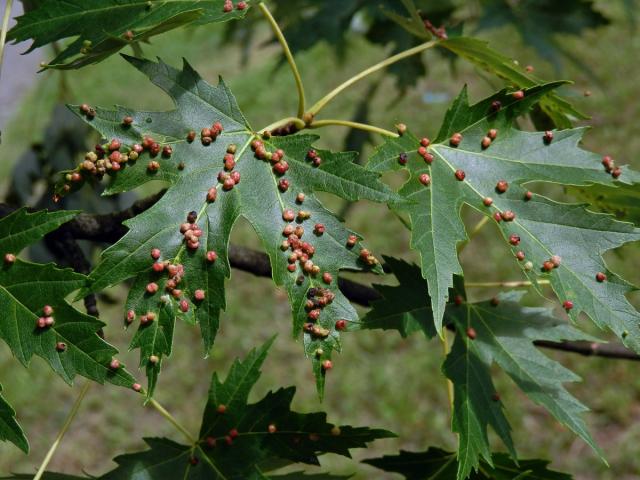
[368,84,640,353]
[569,182,640,226]
[476,0,608,74]
[364,447,572,479]
[438,37,587,128]
[0,208,137,452]
[0,384,28,453]
[70,56,396,398]
[11,340,393,478]
[7,0,252,69]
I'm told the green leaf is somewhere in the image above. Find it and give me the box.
[368,83,640,352]
[11,340,393,479]
[476,0,608,75]
[0,384,28,453]
[569,182,640,227]
[7,0,253,69]
[443,291,601,479]
[438,37,587,128]
[68,56,397,398]
[0,208,77,255]
[360,256,438,338]
[364,447,572,479]
[0,208,137,452]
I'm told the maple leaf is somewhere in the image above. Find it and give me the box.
[66,55,398,398]
[0,208,137,452]
[8,339,392,479]
[361,259,603,479]
[7,0,253,69]
[367,83,640,353]
[364,447,572,479]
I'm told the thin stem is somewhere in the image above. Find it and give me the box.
[309,119,398,138]
[308,39,439,116]
[131,41,144,58]
[465,279,550,288]
[259,116,305,134]
[258,2,306,118]
[34,381,91,480]
[0,0,14,82]
[457,216,489,254]
[147,398,196,445]
[440,330,454,414]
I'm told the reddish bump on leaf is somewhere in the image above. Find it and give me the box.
[420,137,431,147]
[314,223,325,235]
[287,264,296,272]
[515,251,525,261]
[466,327,477,340]
[146,282,159,294]
[322,360,333,371]
[495,180,508,193]
[207,187,218,202]
[550,255,562,268]
[481,136,492,149]
[151,248,161,260]
[500,210,515,222]
[186,131,196,142]
[512,90,525,100]
[205,436,217,448]
[268,424,277,433]
[544,130,554,144]
[56,342,67,352]
[194,289,205,301]
[490,100,502,112]
[596,272,607,282]
[493,212,502,222]
[283,209,295,222]
[346,234,357,248]
[43,305,54,316]
[563,300,574,311]
[398,152,408,165]
[217,404,227,414]
[278,179,290,192]
[419,173,431,186]
[152,262,165,273]
[524,191,533,201]
[454,169,466,181]
[322,272,333,284]
[488,129,498,140]
[450,132,462,147]
[126,310,135,324]
[612,167,622,178]
[132,383,142,392]
[229,428,239,439]
[179,300,189,312]
[483,197,493,207]
[206,250,218,263]
[335,319,347,331]
[509,234,521,246]
[109,359,121,370]
[147,160,160,172]
[149,355,159,364]
[542,261,555,272]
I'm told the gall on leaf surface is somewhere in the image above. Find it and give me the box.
[69,55,398,398]
[368,83,640,352]
[7,0,253,69]
[0,208,137,452]
[7,339,393,479]
[364,446,572,479]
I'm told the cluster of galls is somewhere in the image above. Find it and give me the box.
[601,155,622,179]
[222,0,246,12]
[303,287,337,339]
[35,305,55,330]
[180,211,203,250]
[423,18,448,39]
[193,121,224,146]
[213,144,240,192]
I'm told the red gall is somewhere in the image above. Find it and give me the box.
[512,90,525,100]
[186,131,196,142]
[396,123,407,135]
[563,300,574,311]
[481,136,492,149]
[179,300,189,312]
[149,355,159,364]
[398,152,408,165]
[493,212,502,222]
[450,132,462,147]
[283,209,295,222]
[216,404,227,414]
[146,282,159,294]
[206,436,217,448]
[162,145,173,157]
[515,251,525,261]
[420,137,431,147]
[268,424,277,433]
[122,116,133,126]
[322,360,333,371]
[543,130,554,144]
[490,100,502,112]
[109,359,121,370]
[322,272,333,284]
[419,173,431,186]
[152,262,165,273]
[611,167,622,178]
[524,191,533,201]
[483,197,493,206]
[509,234,520,246]
[132,383,142,392]
[223,177,235,190]
[278,179,290,192]
[550,255,562,267]
[542,261,555,272]
[335,319,347,331]
[43,305,54,316]
[206,250,218,263]
[487,129,498,140]
[56,342,67,352]
[466,327,477,339]
[314,223,325,235]
[147,161,160,172]
[194,289,205,301]
[454,169,466,181]
[207,187,218,202]
[496,180,508,193]
[500,210,515,222]
[596,272,607,282]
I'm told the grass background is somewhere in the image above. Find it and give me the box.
[1,1,640,478]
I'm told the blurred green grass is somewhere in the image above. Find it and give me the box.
[1,1,640,478]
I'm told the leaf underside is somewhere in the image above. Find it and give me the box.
[368,83,640,355]
[69,55,396,398]
[7,0,253,69]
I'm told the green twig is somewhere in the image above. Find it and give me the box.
[147,398,196,445]
[0,0,14,83]
[258,2,306,118]
[34,381,91,480]
[308,39,439,116]
[309,119,398,138]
